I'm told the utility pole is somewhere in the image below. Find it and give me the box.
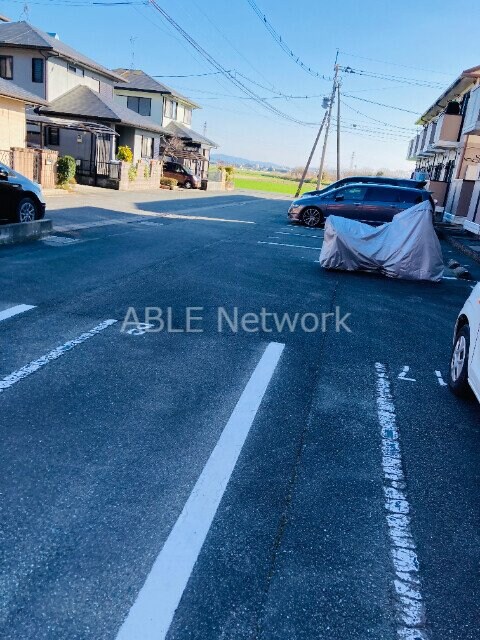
[317,53,340,190]
[294,109,328,198]
[349,151,355,172]
[336,76,341,180]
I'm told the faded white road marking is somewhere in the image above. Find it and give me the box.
[0,304,35,323]
[375,363,429,640]
[398,366,416,382]
[435,370,447,386]
[258,241,322,250]
[115,341,285,640]
[41,235,81,246]
[125,323,154,336]
[0,319,117,393]
[274,231,324,239]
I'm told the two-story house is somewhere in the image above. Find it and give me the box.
[113,69,217,180]
[0,20,168,184]
[407,64,480,226]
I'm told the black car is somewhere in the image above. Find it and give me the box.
[301,175,427,199]
[0,162,46,223]
[288,183,434,227]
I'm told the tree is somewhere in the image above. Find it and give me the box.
[159,135,184,166]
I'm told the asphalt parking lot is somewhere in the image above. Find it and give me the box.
[1,190,479,640]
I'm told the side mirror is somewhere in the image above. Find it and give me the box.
[334,194,344,201]
[0,168,9,181]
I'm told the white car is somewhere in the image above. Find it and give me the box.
[449,282,480,400]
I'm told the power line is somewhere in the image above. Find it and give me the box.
[147,0,321,127]
[341,99,417,132]
[338,50,455,77]
[342,93,419,114]
[152,71,228,78]
[245,0,332,80]
[340,66,444,89]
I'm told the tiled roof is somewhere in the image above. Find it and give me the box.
[0,21,124,82]
[0,76,47,105]
[40,85,167,134]
[165,120,217,147]
[113,69,200,108]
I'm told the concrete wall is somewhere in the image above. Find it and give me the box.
[0,97,26,148]
[118,159,163,191]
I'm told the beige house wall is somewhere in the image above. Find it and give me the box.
[0,97,26,149]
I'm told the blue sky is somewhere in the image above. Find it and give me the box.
[2,0,479,170]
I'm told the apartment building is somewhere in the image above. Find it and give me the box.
[407,65,480,227]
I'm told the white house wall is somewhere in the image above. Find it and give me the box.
[47,57,115,101]
[0,47,46,99]
[114,90,164,126]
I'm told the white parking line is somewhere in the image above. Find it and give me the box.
[375,363,429,640]
[258,241,322,250]
[274,231,324,239]
[435,370,447,386]
[0,304,36,323]
[115,341,285,640]
[0,319,117,393]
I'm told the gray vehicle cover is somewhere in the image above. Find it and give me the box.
[319,201,444,281]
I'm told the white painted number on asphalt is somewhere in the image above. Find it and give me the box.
[397,366,416,382]
[126,323,154,335]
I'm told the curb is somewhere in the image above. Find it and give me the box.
[0,219,53,246]
[437,228,480,265]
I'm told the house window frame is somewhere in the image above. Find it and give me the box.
[0,55,13,80]
[127,96,152,117]
[141,135,154,159]
[183,107,192,125]
[47,126,60,146]
[164,98,177,120]
[32,57,44,84]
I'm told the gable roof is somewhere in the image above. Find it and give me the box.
[418,64,480,124]
[0,21,124,83]
[0,76,47,105]
[165,120,217,147]
[39,85,167,134]
[113,69,200,109]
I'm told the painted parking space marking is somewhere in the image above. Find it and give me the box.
[0,304,35,323]
[274,231,324,240]
[435,370,447,386]
[258,241,322,250]
[0,319,117,393]
[41,235,81,246]
[398,366,416,382]
[115,341,285,640]
[375,363,429,640]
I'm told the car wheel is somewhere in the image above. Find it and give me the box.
[448,324,472,397]
[184,181,192,189]
[16,197,37,223]
[301,207,323,227]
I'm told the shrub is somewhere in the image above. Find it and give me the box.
[224,165,234,181]
[57,155,76,185]
[117,145,133,162]
[128,164,138,182]
[144,164,151,179]
[160,177,177,190]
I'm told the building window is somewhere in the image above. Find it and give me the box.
[141,136,153,158]
[183,107,192,125]
[164,98,177,120]
[67,64,84,76]
[47,127,60,146]
[32,58,44,83]
[0,56,13,80]
[127,96,151,117]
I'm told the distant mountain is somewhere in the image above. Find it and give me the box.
[211,153,290,171]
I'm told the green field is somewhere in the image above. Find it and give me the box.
[232,169,328,196]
